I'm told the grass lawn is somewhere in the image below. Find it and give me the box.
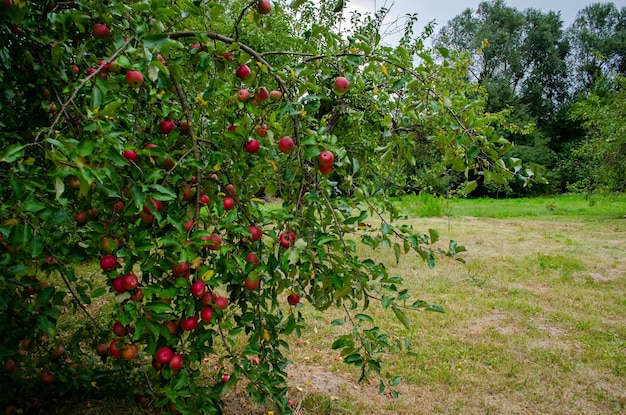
[276,194,626,415]
[49,194,626,415]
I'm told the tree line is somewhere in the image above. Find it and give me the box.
[413,0,626,196]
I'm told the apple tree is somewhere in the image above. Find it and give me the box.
[0,0,536,413]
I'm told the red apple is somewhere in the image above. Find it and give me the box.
[200,306,214,323]
[287,293,300,306]
[180,316,198,331]
[4,359,16,373]
[319,164,333,175]
[223,197,235,211]
[199,194,210,205]
[244,277,260,291]
[190,280,206,298]
[279,231,296,248]
[112,277,125,293]
[109,339,123,358]
[139,211,154,223]
[222,51,234,62]
[235,64,251,80]
[237,89,250,102]
[151,358,163,370]
[122,344,139,360]
[334,76,350,94]
[164,321,178,336]
[319,150,334,166]
[112,200,125,213]
[214,296,229,310]
[201,233,222,250]
[180,120,191,135]
[50,346,65,359]
[278,136,294,153]
[248,225,263,241]
[172,262,189,279]
[41,371,56,384]
[96,343,108,356]
[256,124,268,137]
[112,321,128,337]
[255,87,269,103]
[92,23,109,39]
[125,70,144,88]
[201,291,217,306]
[169,354,183,371]
[245,252,260,269]
[269,90,282,101]
[158,119,175,134]
[162,157,175,170]
[130,289,143,302]
[122,273,139,291]
[244,139,260,153]
[108,61,121,72]
[71,64,79,74]
[155,347,173,364]
[184,218,194,232]
[122,149,137,162]
[182,184,196,202]
[143,199,163,214]
[251,356,260,364]
[221,374,230,382]
[257,0,272,14]
[74,212,87,224]
[100,254,117,272]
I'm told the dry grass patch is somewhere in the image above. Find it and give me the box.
[279,215,626,414]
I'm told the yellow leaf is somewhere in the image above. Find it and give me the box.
[90,381,99,389]
[213,164,221,171]
[191,257,203,270]
[202,270,215,281]
[250,198,265,204]
[269,160,278,171]
[4,219,19,227]
[380,64,387,76]
[264,329,271,342]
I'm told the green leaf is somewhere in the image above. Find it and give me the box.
[354,313,374,323]
[331,338,353,349]
[99,100,123,117]
[428,229,440,244]
[143,34,170,49]
[30,236,43,258]
[90,287,107,298]
[330,318,346,326]
[392,306,411,329]
[91,86,102,109]
[461,180,478,195]
[37,315,56,337]
[144,301,173,313]
[290,0,308,8]
[0,144,25,163]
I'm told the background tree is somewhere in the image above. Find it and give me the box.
[434,0,574,195]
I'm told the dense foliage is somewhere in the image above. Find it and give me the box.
[435,0,626,195]
[0,0,535,414]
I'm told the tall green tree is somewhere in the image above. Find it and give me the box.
[567,2,626,90]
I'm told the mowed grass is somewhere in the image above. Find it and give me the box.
[50,195,626,415]
[279,194,626,415]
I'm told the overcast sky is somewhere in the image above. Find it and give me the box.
[344,0,600,45]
